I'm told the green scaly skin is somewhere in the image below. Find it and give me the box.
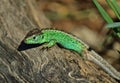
[24,28,120,80]
[24,29,87,55]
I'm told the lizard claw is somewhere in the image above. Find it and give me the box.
[41,44,49,50]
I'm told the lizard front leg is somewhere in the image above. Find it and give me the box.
[42,39,57,49]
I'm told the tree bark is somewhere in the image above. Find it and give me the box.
[0,0,118,83]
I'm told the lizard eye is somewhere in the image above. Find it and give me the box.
[33,36,37,40]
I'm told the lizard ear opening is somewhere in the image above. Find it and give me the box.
[25,28,41,38]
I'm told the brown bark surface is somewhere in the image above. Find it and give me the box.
[0,0,118,83]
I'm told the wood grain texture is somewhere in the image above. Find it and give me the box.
[0,0,118,83]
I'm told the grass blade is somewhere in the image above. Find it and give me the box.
[93,0,113,23]
[106,22,120,28]
[111,0,120,18]
[106,0,120,20]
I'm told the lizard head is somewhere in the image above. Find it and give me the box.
[24,28,45,44]
[24,34,45,44]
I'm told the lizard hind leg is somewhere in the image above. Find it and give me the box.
[79,49,88,60]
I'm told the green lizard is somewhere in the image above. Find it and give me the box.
[24,28,120,80]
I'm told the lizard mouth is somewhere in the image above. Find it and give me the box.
[24,39,28,44]
[23,37,34,44]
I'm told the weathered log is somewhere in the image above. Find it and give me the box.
[0,0,118,83]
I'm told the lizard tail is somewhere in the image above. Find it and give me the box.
[86,50,120,80]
